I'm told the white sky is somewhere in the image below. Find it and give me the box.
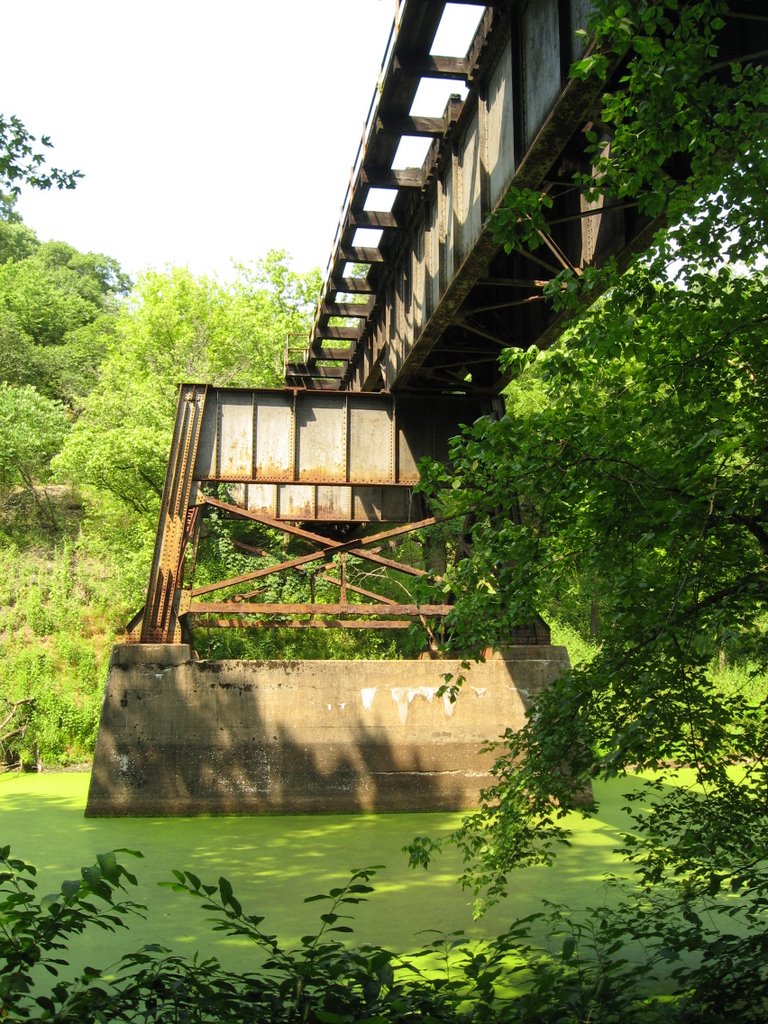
[2,0,483,282]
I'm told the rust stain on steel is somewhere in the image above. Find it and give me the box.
[216,392,253,479]
[188,603,453,616]
[140,384,207,644]
[191,387,490,521]
[254,393,294,481]
[296,395,348,483]
[195,619,416,631]
[190,503,441,598]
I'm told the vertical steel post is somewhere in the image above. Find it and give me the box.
[138,384,208,644]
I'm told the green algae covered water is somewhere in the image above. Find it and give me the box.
[1,771,633,973]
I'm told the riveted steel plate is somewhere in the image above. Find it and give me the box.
[189,386,492,522]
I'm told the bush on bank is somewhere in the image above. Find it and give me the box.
[1,844,766,1023]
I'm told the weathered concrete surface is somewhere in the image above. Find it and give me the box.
[85,646,570,816]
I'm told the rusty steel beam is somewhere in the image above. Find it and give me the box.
[311,347,354,361]
[338,245,387,264]
[194,618,416,630]
[330,276,377,293]
[348,211,398,230]
[359,167,423,189]
[322,299,375,317]
[139,384,208,644]
[188,602,453,616]
[286,364,346,379]
[393,54,470,79]
[313,324,364,340]
[378,114,447,137]
[318,574,399,605]
[189,550,335,598]
[283,377,339,390]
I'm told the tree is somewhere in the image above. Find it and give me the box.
[0,382,69,526]
[55,254,319,508]
[52,253,320,603]
[0,218,37,263]
[408,0,768,989]
[0,113,81,217]
[0,236,130,405]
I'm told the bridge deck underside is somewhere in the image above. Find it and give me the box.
[286,0,767,396]
[286,0,629,394]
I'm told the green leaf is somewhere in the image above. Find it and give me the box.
[60,879,80,901]
[218,876,234,906]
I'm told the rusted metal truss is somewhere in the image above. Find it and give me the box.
[183,502,453,632]
[129,385,496,645]
[132,496,454,641]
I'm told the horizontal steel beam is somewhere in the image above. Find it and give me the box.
[338,245,386,263]
[348,210,398,229]
[285,364,345,378]
[394,54,470,79]
[322,299,375,317]
[311,347,354,361]
[360,167,423,189]
[188,602,453,616]
[378,114,447,137]
[193,618,416,630]
[312,324,364,340]
[330,276,377,294]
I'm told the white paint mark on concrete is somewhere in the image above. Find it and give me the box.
[361,687,377,710]
[390,687,440,725]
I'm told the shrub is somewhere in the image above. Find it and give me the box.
[2,844,768,1023]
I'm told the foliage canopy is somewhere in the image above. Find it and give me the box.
[0,233,324,764]
[407,1,768,981]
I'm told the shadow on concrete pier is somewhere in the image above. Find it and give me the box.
[86,644,570,816]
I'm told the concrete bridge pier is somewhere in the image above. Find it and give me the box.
[85,644,570,816]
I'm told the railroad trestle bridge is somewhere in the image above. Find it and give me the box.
[86,1,767,815]
[133,0,666,645]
